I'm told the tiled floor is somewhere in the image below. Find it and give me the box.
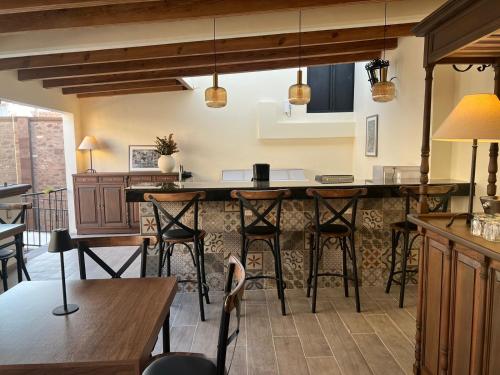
[2,247,417,375]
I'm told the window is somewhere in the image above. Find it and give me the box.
[306,63,355,113]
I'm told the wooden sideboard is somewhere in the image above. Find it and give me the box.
[408,214,500,375]
[73,172,178,234]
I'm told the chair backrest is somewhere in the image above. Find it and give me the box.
[144,191,206,238]
[399,184,457,215]
[230,189,291,233]
[0,202,32,225]
[306,188,368,232]
[216,255,246,375]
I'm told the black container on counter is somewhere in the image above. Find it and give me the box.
[252,164,270,181]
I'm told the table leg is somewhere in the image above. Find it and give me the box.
[162,312,170,353]
[15,234,23,282]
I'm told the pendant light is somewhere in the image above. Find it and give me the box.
[205,18,227,108]
[289,9,311,105]
[371,1,395,103]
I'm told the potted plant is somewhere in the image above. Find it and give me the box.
[155,134,179,173]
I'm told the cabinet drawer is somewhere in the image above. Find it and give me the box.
[129,175,153,184]
[153,175,178,182]
[100,176,126,183]
[74,176,99,183]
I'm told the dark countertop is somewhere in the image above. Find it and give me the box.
[126,179,470,202]
[0,184,31,199]
[408,214,500,261]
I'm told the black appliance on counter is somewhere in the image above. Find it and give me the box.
[252,164,270,181]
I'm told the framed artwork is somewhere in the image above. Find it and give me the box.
[129,145,159,171]
[365,115,379,157]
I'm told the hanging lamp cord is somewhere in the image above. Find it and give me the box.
[213,18,217,75]
[383,1,387,60]
[298,9,302,71]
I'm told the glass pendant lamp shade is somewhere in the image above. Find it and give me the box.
[205,73,227,108]
[289,70,311,105]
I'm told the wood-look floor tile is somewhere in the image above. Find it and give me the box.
[226,346,248,375]
[267,300,297,337]
[172,293,202,326]
[375,299,416,344]
[365,314,414,374]
[331,297,374,334]
[352,333,405,375]
[190,302,221,357]
[306,357,342,375]
[287,298,333,357]
[274,337,310,375]
[315,301,372,375]
[246,303,278,375]
[245,290,267,304]
[171,325,196,352]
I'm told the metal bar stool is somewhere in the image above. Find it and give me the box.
[386,184,457,308]
[0,202,32,291]
[230,189,291,316]
[306,188,367,313]
[145,191,210,321]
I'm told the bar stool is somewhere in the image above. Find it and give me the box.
[145,191,210,321]
[305,188,367,313]
[230,189,291,316]
[385,184,457,307]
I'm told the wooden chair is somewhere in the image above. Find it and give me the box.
[145,191,210,321]
[386,184,457,307]
[230,189,291,316]
[306,188,367,313]
[74,234,156,279]
[0,202,32,291]
[142,255,246,375]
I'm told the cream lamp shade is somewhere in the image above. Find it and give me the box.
[433,94,500,142]
[78,136,97,150]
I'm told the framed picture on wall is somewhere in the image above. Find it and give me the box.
[129,145,159,171]
[365,115,379,157]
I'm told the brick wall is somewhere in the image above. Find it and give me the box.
[0,116,66,191]
[0,119,17,184]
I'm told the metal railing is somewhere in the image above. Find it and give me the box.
[21,188,68,248]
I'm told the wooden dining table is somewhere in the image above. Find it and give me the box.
[0,277,177,375]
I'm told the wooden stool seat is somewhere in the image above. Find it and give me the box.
[389,221,418,232]
[243,225,278,239]
[305,223,350,237]
[144,353,217,375]
[0,248,15,259]
[0,224,26,240]
[163,229,207,243]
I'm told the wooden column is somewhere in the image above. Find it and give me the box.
[487,63,500,196]
[418,64,435,214]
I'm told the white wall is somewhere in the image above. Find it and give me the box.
[79,69,355,181]
[352,37,426,179]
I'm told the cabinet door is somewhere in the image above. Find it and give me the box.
[448,246,486,375]
[130,202,141,229]
[421,236,451,375]
[74,184,100,229]
[484,260,500,375]
[99,184,128,228]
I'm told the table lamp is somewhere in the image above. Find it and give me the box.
[48,229,79,316]
[433,93,500,223]
[78,136,97,174]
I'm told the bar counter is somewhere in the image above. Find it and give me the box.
[126,179,469,291]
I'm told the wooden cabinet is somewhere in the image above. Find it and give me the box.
[411,215,500,375]
[73,172,178,234]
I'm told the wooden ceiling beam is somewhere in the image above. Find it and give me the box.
[18,39,395,80]
[62,79,183,94]
[46,51,380,90]
[0,1,158,14]
[0,23,414,70]
[0,0,385,33]
[77,86,186,98]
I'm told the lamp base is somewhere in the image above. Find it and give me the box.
[53,304,79,316]
[85,168,96,174]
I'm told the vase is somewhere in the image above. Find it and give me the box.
[158,155,175,173]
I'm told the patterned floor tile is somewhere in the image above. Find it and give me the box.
[203,232,224,253]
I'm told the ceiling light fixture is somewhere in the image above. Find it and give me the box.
[205,18,227,108]
[289,9,311,106]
